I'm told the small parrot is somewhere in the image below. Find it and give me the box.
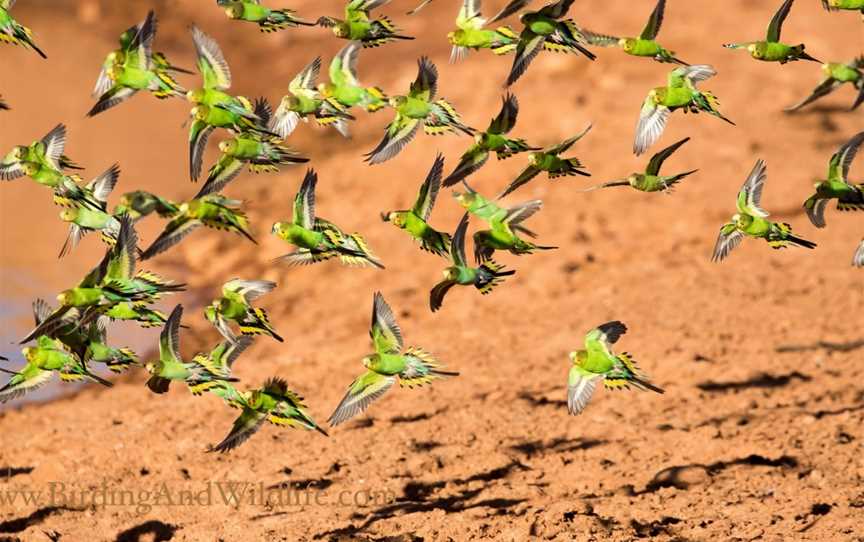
[802,131,864,228]
[145,305,238,394]
[712,159,817,262]
[140,193,256,260]
[205,279,284,344]
[440,0,521,63]
[442,93,538,187]
[723,0,820,64]
[499,123,592,198]
[581,0,685,65]
[328,292,457,426]
[317,0,414,48]
[821,0,864,14]
[187,336,253,398]
[318,41,389,119]
[785,56,864,112]
[0,123,83,185]
[430,213,515,312]
[113,190,180,222]
[853,239,864,267]
[0,0,46,58]
[634,64,733,156]
[0,337,112,403]
[216,0,315,32]
[567,321,663,415]
[211,377,328,452]
[58,164,122,258]
[270,57,354,139]
[494,0,596,87]
[365,57,474,164]
[581,137,697,194]
[272,169,384,268]
[381,153,452,257]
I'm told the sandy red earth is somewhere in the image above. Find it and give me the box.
[1,0,863,540]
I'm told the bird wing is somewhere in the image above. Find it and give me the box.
[499,165,540,198]
[429,279,457,312]
[189,120,215,181]
[584,321,627,358]
[210,336,253,371]
[199,154,244,199]
[293,169,317,229]
[159,305,184,364]
[645,137,689,176]
[450,213,470,267]
[0,364,53,404]
[538,0,575,19]
[456,0,484,29]
[711,222,744,262]
[412,153,444,220]
[224,279,276,304]
[545,123,593,155]
[639,0,666,40]
[803,195,828,228]
[506,30,545,87]
[409,57,438,101]
[581,29,621,47]
[488,93,520,135]
[140,215,201,261]
[192,26,232,90]
[0,155,25,181]
[443,145,489,188]
[828,131,864,183]
[633,99,669,156]
[488,0,531,23]
[327,370,396,426]
[784,78,841,112]
[567,365,601,415]
[736,159,769,217]
[364,115,421,165]
[766,0,794,42]
[502,199,542,226]
[290,57,321,98]
[331,42,361,88]
[853,240,864,268]
[370,292,403,354]
[668,64,716,87]
[87,86,139,117]
[104,215,138,280]
[86,163,121,204]
[40,124,68,170]
[211,407,267,453]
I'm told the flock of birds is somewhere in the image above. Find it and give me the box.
[0,0,862,453]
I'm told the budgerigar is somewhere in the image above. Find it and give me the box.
[364,57,474,164]
[786,56,864,112]
[205,279,283,344]
[328,292,457,426]
[113,190,179,222]
[499,123,592,198]
[802,131,864,228]
[430,213,515,312]
[581,0,686,65]
[723,0,820,64]
[0,0,46,58]
[567,321,663,415]
[272,169,384,268]
[712,160,817,262]
[442,93,538,187]
[217,0,315,32]
[0,124,83,185]
[317,0,414,48]
[58,164,123,258]
[821,0,864,14]
[581,137,697,194]
[439,0,521,63]
[634,64,733,156]
[318,41,389,121]
[381,153,452,257]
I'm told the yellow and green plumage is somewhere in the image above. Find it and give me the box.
[802,131,864,228]
[0,0,46,58]
[438,0,521,62]
[317,0,414,48]
[204,279,283,344]
[821,0,864,13]
[58,164,123,258]
[723,0,820,64]
[582,137,697,194]
[217,0,315,32]
[786,56,864,112]
[113,190,180,222]
[318,41,389,117]
[581,0,686,65]
[0,124,83,188]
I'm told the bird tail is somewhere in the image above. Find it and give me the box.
[240,307,284,343]
[101,348,139,373]
[837,187,864,211]
[475,260,516,295]
[399,347,459,388]
[605,353,664,394]
[793,46,821,64]
[325,230,385,269]
[260,9,313,32]
[421,230,452,258]
[364,87,388,112]
[152,72,186,99]
[426,100,473,135]
[667,169,699,186]
[549,158,591,179]
[696,92,735,125]
[769,223,817,250]
[544,21,597,61]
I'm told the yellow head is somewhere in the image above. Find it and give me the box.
[60,208,78,221]
[225,5,243,19]
[569,350,587,365]
[186,88,204,103]
[12,145,27,160]
[443,267,459,281]
[218,140,238,154]
[21,162,40,176]
[619,38,635,52]
[528,152,542,167]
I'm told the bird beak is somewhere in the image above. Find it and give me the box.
[380,212,390,222]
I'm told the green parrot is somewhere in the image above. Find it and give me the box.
[113,190,180,222]
[439,0,521,62]
[492,0,596,87]
[712,159,817,262]
[211,377,328,452]
[430,213,515,312]
[272,169,384,268]
[89,10,189,116]
[58,164,122,258]
[802,131,864,228]
[205,279,283,344]
[145,305,238,394]
[271,57,355,139]
[381,153,452,257]
[328,292,457,426]
[0,95,8,110]
[186,336,253,398]
[0,123,83,184]
[199,98,309,198]
[567,321,663,415]
[365,57,475,164]
[0,0,46,58]
[499,123,592,198]
[634,64,733,156]
[0,337,112,403]
[785,56,864,112]
[140,194,256,260]
[581,0,686,65]
[187,26,272,180]
[853,240,864,267]
[723,0,820,64]
[317,0,414,48]
[318,41,389,119]
[581,137,697,194]
[821,0,864,14]
[216,0,315,32]
[442,93,538,187]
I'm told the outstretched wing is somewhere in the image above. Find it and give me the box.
[409,56,438,101]
[140,216,201,261]
[711,222,744,262]
[450,213,470,267]
[766,0,794,42]
[639,0,666,40]
[567,366,600,415]
[412,153,444,220]
[828,131,864,184]
[545,123,592,155]
[192,26,232,90]
[784,78,841,112]
[736,159,769,217]
[40,124,68,170]
[364,115,421,164]
[488,93,520,135]
[327,370,396,426]
[159,305,184,364]
[290,57,321,97]
[224,279,276,304]
[584,320,627,356]
[633,99,669,156]
[293,169,317,229]
[211,407,267,453]
[645,137,689,176]
[370,292,403,354]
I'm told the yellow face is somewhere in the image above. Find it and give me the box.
[186,89,204,103]
[388,96,407,108]
[218,140,236,154]
[12,146,27,160]
[144,362,157,375]
[193,106,209,121]
[444,268,459,281]
[620,38,635,52]
[22,347,35,362]
[21,162,40,176]
[56,290,72,306]
[387,212,405,227]
[60,208,77,221]
[361,356,373,368]
[453,191,475,208]
[271,222,286,236]
[569,351,587,364]
[334,25,349,38]
[528,152,541,166]
[747,43,764,59]
[225,5,242,18]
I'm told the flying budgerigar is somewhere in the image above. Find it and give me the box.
[186,337,253,399]
[581,137,697,194]
[381,153,452,257]
[145,305,238,394]
[216,0,315,32]
[498,123,592,198]
[365,57,474,164]
[634,64,734,156]
[494,0,596,87]
[853,239,864,267]
[0,124,83,186]
[0,0,46,58]
[89,10,189,117]
[712,159,817,262]
[442,93,538,187]
[723,0,820,64]
[802,131,864,228]
[210,377,328,452]
[430,213,515,312]
[821,0,864,14]
[272,169,384,268]
[113,190,179,222]
[57,164,123,257]
[318,41,389,125]
[205,279,283,344]
[317,0,414,48]
[270,57,354,139]
[581,0,686,65]
[437,0,521,63]
[140,193,256,260]
[200,98,309,197]
[328,292,458,426]
[785,56,864,112]
[567,321,664,415]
